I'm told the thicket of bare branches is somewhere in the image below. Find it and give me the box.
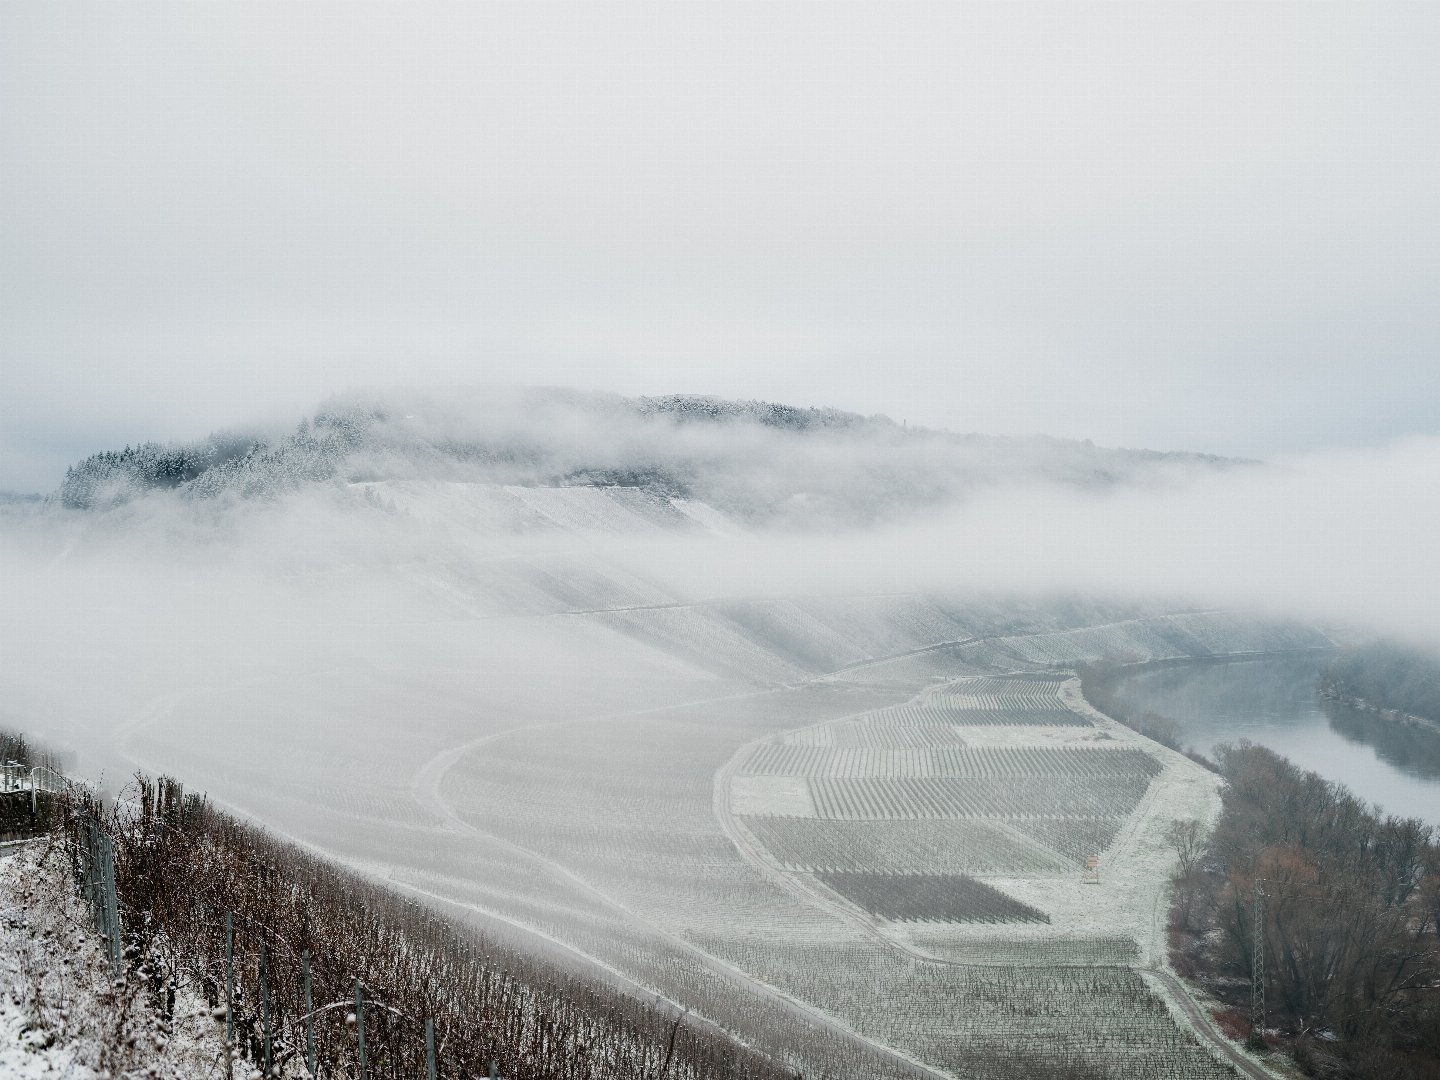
[67,775,804,1080]
[1168,742,1440,1079]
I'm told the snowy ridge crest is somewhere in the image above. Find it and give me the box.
[54,387,1233,526]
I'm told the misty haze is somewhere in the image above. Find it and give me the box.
[2,6,1438,1080]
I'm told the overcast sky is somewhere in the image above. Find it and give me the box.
[3,3,1439,490]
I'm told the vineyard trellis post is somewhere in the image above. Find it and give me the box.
[303,949,316,1078]
[355,979,368,1080]
[260,942,274,1073]
[99,828,123,975]
[76,816,122,977]
[106,832,122,973]
[225,911,236,1048]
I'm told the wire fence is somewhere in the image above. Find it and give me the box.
[70,810,124,977]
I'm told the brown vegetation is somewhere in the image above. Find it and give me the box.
[1168,742,1440,1079]
[63,776,807,1080]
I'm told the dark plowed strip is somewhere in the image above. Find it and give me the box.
[815,871,1050,924]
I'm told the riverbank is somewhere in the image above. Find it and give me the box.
[1316,686,1440,736]
[1082,653,1440,825]
[1163,742,1439,1080]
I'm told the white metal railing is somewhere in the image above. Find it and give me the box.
[0,763,85,812]
[1,761,26,793]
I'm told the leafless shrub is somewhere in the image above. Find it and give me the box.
[63,774,803,1080]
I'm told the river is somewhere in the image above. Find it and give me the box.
[1101,653,1440,826]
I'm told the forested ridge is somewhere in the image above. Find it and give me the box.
[53,388,1231,522]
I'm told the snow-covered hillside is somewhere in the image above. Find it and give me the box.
[0,389,1329,1079]
[53,387,1233,524]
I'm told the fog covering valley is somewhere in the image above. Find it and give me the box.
[3,387,1438,1079]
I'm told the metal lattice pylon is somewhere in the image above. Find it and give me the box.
[1251,880,1265,1035]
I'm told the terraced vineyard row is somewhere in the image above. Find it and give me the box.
[782,719,972,748]
[740,815,1067,874]
[1008,815,1126,863]
[869,702,1090,727]
[807,775,1154,819]
[693,937,1236,1079]
[815,871,1051,924]
[938,675,1071,698]
[931,685,1073,714]
[742,744,1160,779]
[903,932,1142,966]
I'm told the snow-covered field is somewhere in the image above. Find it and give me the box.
[2,479,1331,1078]
[724,675,1219,962]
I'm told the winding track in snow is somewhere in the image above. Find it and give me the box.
[409,689,951,1080]
[1144,968,1274,1080]
[412,614,1293,1079]
[112,609,1294,1079]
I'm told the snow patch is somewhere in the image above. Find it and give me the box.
[729,775,816,816]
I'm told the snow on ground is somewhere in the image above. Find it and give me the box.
[725,671,1224,968]
[728,775,817,816]
[0,839,231,1080]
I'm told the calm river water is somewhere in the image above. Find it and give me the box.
[1103,653,1440,827]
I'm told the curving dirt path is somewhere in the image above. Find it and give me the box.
[411,690,952,1080]
[404,623,1291,1080]
[113,610,1302,1080]
[1144,968,1276,1080]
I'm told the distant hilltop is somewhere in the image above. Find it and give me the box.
[54,386,1236,525]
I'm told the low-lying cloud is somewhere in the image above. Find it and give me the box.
[2,392,1436,777]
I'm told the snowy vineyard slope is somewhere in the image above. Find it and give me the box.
[1,397,1323,1080]
[5,504,1324,1078]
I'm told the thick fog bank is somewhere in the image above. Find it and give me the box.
[640,435,1440,649]
[2,392,1436,775]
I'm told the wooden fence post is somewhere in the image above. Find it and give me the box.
[425,1016,437,1080]
[355,979,368,1080]
[303,949,316,1078]
[99,831,121,975]
[259,942,273,1073]
[225,912,235,1048]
